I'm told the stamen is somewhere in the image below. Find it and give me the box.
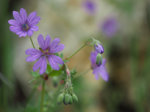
[22,24,29,31]
[39,48,52,55]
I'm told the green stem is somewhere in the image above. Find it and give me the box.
[65,43,87,60]
[65,38,92,60]
[40,80,45,112]
[29,37,35,48]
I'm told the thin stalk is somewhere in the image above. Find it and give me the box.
[65,43,87,60]
[40,80,45,112]
[65,38,92,60]
[29,37,35,48]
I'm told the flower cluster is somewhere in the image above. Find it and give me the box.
[8,8,64,75]
[57,67,78,105]
[8,8,109,108]
[90,40,109,81]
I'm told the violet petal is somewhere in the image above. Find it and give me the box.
[39,56,47,74]
[20,8,27,23]
[48,55,60,70]
[50,44,64,53]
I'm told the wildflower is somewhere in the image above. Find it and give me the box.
[94,43,104,54]
[90,51,109,81]
[101,17,118,37]
[26,34,64,74]
[8,8,40,37]
[83,0,96,14]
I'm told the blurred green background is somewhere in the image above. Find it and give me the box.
[0,0,150,112]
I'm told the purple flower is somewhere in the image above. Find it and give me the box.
[94,43,104,54]
[26,34,64,74]
[83,0,96,14]
[101,18,118,37]
[8,8,40,37]
[90,51,109,81]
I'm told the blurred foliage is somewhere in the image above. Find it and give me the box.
[105,0,135,14]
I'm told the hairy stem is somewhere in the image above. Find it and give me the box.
[29,37,35,48]
[40,80,45,112]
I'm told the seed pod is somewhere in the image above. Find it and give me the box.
[57,93,64,103]
[72,94,78,102]
[63,93,71,105]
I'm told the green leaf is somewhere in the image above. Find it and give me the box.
[63,60,69,63]
[46,64,52,73]
[28,71,41,83]
[60,53,64,58]
[71,69,77,76]
[31,71,40,78]
[55,53,59,56]
[24,105,39,112]
[49,69,62,77]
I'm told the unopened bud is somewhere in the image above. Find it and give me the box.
[94,43,104,54]
[96,53,102,66]
[43,74,49,80]
[57,93,65,103]
[69,97,73,104]
[52,77,58,87]
[63,93,72,105]
[66,68,70,76]
[72,94,78,102]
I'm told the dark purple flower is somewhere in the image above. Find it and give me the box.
[90,51,109,81]
[83,0,96,14]
[26,34,64,74]
[94,43,104,54]
[8,8,40,37]
[102,18,118,37]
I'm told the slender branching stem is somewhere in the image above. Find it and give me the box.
[29,37,35,48]
[65,39,91,60]
[40,79,45,112]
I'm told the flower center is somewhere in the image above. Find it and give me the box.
[40,48,52,55]
[22,24,30,31]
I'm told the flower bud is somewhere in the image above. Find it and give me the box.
[72,94,78,102]
[69,97,73,104]
[43,74,49,80]
[94,43,104,54]
[57,93,65,103]
[63,93,72,105]
[52,77,58,87]
[96,53,102,66]
[66,68,70,76]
